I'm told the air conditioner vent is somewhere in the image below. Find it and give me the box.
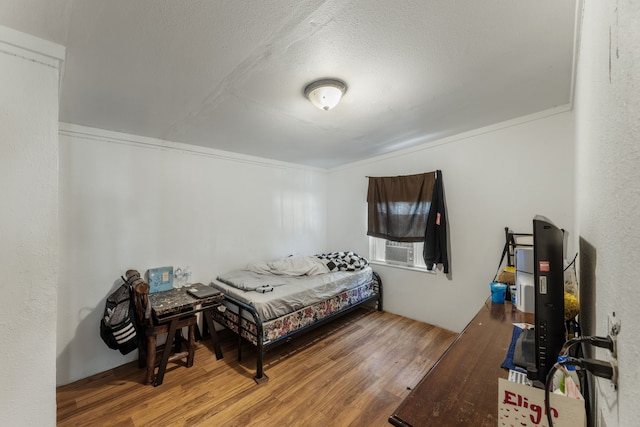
[385,241,414,265]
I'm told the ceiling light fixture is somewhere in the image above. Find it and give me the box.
[304,78,347,111]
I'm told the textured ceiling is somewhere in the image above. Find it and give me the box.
[1,0,577,168]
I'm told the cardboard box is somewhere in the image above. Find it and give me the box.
[498,378,585,427]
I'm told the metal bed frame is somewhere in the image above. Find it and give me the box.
[211,271,383,383]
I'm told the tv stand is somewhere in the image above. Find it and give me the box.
[388,301,533,426]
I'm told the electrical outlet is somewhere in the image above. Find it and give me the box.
[607,312,620,358]
[599,408,608,427]
[606,312,620,389]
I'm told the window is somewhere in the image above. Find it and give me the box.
[367,170,448,273]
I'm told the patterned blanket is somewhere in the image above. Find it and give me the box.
[314,251,369,272]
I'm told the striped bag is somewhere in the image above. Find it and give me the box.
[100,282,138,355]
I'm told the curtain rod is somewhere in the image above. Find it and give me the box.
[365,170,438,178]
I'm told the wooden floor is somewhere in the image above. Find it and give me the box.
[57,308,457,427]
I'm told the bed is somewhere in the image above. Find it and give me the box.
[209,252,383,383]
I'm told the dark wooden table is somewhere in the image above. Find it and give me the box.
[389,301,534,426]
[148,283,225,386]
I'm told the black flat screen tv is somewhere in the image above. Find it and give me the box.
[527,215,566,387]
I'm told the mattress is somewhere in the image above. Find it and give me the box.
[213,279,377,346]
[210,266,374,322]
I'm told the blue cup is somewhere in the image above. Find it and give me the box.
[490,282,508,304]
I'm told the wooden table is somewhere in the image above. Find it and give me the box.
[388,301,534,426]
[148,283,225,386]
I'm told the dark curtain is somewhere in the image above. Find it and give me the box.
[367,172,436,242]
[423,169,448,273]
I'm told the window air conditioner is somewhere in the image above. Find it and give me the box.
[385,241,414,265]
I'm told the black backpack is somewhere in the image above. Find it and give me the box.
[100,282,138,355]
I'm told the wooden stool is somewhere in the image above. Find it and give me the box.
[140,315,197,385]
[127,270,197,385]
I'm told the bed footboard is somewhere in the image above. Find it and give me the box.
[211,271,383,383]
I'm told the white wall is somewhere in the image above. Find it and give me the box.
[327,108,575,332]
[575,1,640,426]
[57,109,578,384]
[0,27,63,426]
[57,125,328,385]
